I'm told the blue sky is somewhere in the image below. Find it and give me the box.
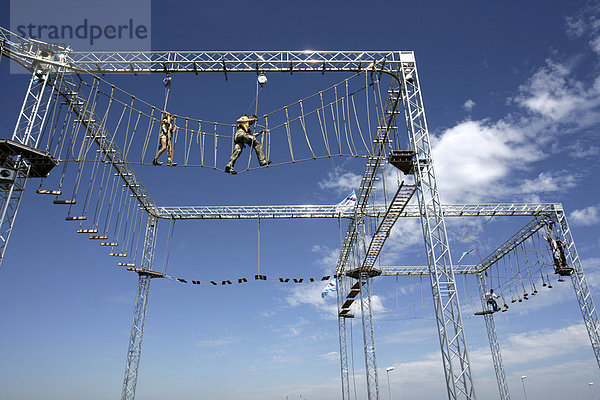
[1,1,600,399]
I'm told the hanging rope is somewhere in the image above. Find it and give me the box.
[163,74,172,112]
[101,173,120,238]
[140,107,156,163]
[183,118,192,166]
[284,106,295,162]
[318,91,331,156]
[162,218,176,275]
[299,101,316,159]
[257,217,261,275]
[130,209,144,266]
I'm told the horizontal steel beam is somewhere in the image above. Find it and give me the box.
[156,203,562,220]
[67,50,414,74]
[379,215,550,276]
[380,265,477,276]
[0,28,414,74]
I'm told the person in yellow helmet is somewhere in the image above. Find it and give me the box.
[224,114,271,175]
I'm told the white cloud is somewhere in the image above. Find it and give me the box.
[318,351,339,362]
[463,99,476,111]
[198,336,238,348]
[513,59,600,128]
[496,323,589,364]
[311,245,341,273]
[591,35,600,54]
[566,141,600,158]
[285,281,338,315]
[430,53,600,204]
[382,218,426,263]
[570,205,600,226]
[565,2,600,50]
[318,166,361,194]
[432,119,544,203]
[518,171,578,194]
[382,323,595,399]
[284,278,387,318]
[513,60,583,120]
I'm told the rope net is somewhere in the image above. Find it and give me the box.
[31,69,397,271]
[37,70,388,174]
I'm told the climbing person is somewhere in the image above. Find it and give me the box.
[484,288,500,312]
[224,115,271,175]
[543,226,568,272]
[153,113,177,167]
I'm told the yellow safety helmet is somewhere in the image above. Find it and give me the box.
[237,115,256,131]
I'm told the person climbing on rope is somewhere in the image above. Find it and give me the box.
[224,114,271,175]
[484,288,500,312]
[543,225,569,273]
[153,113,177,167]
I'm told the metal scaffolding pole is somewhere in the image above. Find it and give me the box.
[400,60,475,399]
[121,215,160,400]
[359,271,380,400]
[336,272,352,400]
[553,210,600,369]
[476,273,510,400]
[0,70,55,269]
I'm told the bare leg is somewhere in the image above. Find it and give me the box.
[167,143,177,166]
[154,137,167,165]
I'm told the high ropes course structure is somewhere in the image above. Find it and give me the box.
[1,26,599,400]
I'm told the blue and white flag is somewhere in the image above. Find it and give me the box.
[336,190,357,211]
[457,248,476,263]
[321,279,337,298]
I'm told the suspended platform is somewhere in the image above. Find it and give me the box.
[388,150,416,174]
[37,189,61,195]
[556,266,574,277]
[0,139,58,178]
[345,268,382,279]
[53,199,76,204]
[474,310,496,316]
[126,268,165,278]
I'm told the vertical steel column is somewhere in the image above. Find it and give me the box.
[336,215,362,400]
[400,56,475,399]
[121,215,159,400]
[337,272,352,400]
[554,210,600,369]
[0,71,53,268]
[476,273,510,400]
[359,271,380,400]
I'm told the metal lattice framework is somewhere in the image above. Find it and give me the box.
[0,70,55,267]
[121,215,159,400]
[399,54,475,399]
[1,25,599,400]
[477,273,511,400]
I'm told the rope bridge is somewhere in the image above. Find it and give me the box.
[29,68,398,272]
[36,70,390,174]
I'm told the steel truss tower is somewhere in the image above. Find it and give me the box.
[0,70,56,268]
[121,215,161,400]
[2,25,600,400]
[553,209,600,368]
[477,273,510,400]
[398,62,475,399]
